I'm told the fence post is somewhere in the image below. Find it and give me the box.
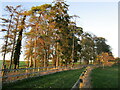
[79,79,83,88]
[38,67,40,74]
[26,67,28,78]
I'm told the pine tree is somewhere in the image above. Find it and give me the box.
[13,15,26,69]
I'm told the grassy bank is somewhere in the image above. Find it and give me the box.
[3,68,84,88]
[91,65,118,88]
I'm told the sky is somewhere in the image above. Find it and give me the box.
[0,0,119,61]
[68,2,118,58]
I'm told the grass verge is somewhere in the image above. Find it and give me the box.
[3,68,84,88]
[91,65,118,88]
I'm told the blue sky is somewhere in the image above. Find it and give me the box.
[0,0,118,61]
[68,2,118,57]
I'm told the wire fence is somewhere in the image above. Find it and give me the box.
[1,65,87,83]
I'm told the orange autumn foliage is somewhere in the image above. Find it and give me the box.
[96,52,115,66]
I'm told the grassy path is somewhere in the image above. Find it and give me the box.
[3,68,84,88]
[90,65,118,88]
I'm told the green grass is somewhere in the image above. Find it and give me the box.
[91,65,118,88]
[0,60,86,69]
[0,60,27,68]
[0,60,3,66]
[19,61,27,68]
[3,68,84,88]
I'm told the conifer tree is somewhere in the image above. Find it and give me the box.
[13,15,26,69]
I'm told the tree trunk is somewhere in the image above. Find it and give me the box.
[84,60,89,65]
[13,15,26,69]
[44,53,46,67]
[34,39,37,68]
[3,14,13,68]
[27,57,29,67]
[9,16,19,69]
[56,42,59,67]
[30,56,33,67]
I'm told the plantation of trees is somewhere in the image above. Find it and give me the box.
[0,0,114,70]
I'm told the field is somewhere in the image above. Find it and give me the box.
[0,60,27,68]
[1,60,119,88]
[91,65,118,88]
[3,68,84,88]
[0,60,3,66]
[0,60,82,69]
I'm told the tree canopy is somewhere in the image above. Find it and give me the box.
[0,0,113,69]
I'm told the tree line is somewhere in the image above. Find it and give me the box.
[0,0,112,69]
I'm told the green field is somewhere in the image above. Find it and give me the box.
[91,65,118,88]
[0,60,82,69]
[3,68,84,88]
[0,60,3,66]
[19,61,27,68]
[0,60,27,68]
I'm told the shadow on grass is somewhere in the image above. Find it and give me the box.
[2,68,84,88]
